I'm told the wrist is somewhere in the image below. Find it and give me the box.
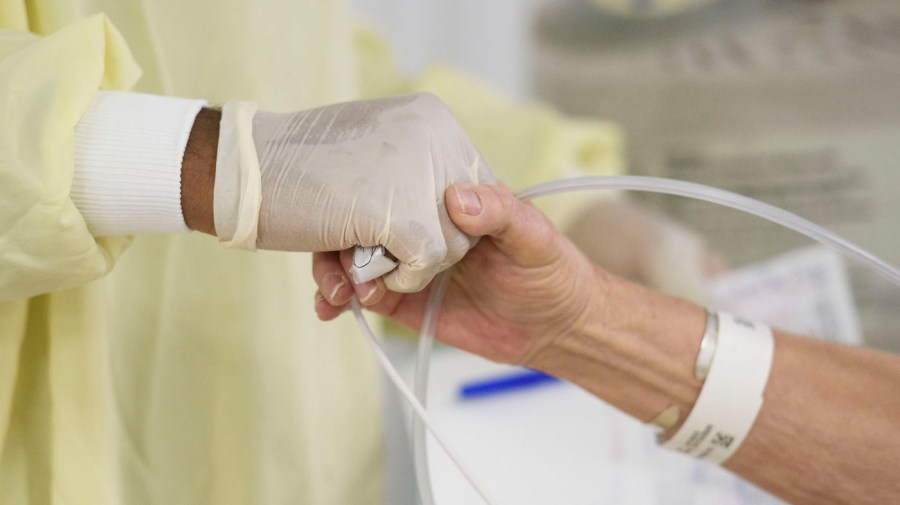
[181,108,221,236]
[530,267,706,422]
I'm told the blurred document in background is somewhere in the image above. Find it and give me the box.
[708,246,862,345]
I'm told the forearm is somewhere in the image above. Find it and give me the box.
[532,267,900,504]
[730,332,900,504]
[528,266,706,422]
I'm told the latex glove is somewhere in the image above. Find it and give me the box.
[225,93,494,292]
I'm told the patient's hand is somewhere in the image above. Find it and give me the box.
[311,183,602,365]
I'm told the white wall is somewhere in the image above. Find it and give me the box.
[350,0,542,99]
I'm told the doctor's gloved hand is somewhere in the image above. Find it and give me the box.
[212,93,494,292]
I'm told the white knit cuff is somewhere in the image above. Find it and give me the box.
[72,91,207,236]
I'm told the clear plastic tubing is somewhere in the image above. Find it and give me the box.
[352,175,900,505]
[514,176,900,286]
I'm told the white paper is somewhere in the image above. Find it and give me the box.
[707,245,862,344]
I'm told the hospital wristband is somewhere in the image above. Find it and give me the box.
[72,91,206,236]
[660,312,774,464]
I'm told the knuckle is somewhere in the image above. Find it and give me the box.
[421,241,448,267]
[410,92,459,130]
[411,92,448,113]
[390,270,428,293]
[389,114,432,149]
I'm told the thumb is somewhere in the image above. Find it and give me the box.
[446,184,560,268]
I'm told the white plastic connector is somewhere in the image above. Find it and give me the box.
[350,245,399,284]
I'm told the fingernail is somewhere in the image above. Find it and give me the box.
[357,282,378,304]
[324,273,349,304]
[455,186,482,216]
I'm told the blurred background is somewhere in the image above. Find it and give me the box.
[352,0,900,503]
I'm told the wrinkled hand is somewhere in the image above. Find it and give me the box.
[312,184,602,365]
[253,93,494,292]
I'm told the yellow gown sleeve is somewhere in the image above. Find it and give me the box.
[0,0,28,33]
[0,15,141,301]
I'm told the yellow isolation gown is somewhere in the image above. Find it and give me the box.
[0,2,622,503]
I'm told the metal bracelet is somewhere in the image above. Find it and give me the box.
[694,309,719,381]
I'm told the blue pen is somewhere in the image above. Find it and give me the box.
[458,369,561,400]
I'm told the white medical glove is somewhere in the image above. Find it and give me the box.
[239,93,494,292]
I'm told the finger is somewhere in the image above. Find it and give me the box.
[382,241,446,293]
[365,280,435,336]
[336,250,436,331]
[445,183,561,268]
[314,290,348,321]
[312,251,354,306]
[340,248,388,305]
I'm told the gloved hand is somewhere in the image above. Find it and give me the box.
[218,93,494,292]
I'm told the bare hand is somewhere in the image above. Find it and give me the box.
[311,183,602,364]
